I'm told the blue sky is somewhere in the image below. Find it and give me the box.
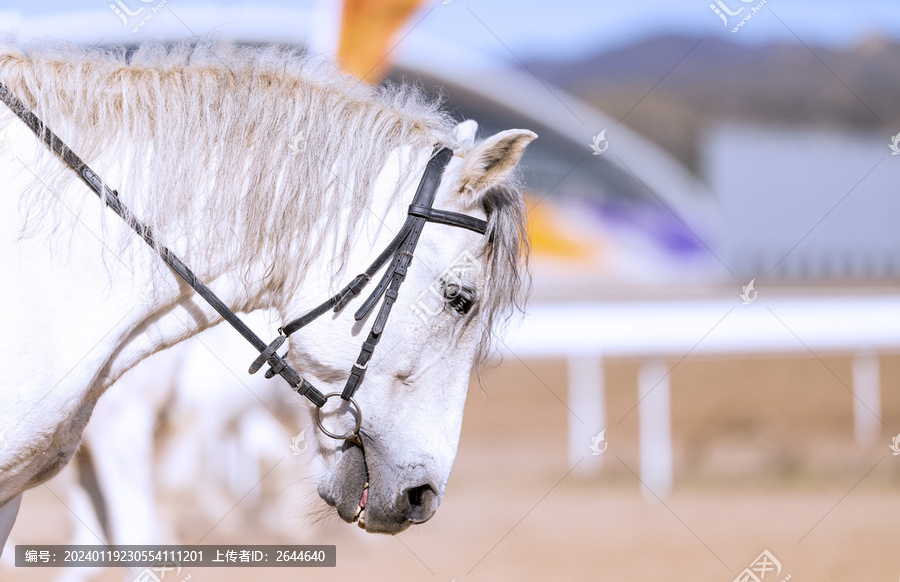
[1,0,898,62]
[418,0,900,60]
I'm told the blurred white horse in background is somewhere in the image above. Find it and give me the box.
[0,40,534,548]
[12,313,316,582]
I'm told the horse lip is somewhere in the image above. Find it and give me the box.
[358,514,413,535]
[317,481,337,507]
[320,444,368,523]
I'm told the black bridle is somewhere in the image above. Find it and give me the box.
[0,83,487,445]
[251,146,488,443]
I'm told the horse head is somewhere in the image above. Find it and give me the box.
[283,121,536,533]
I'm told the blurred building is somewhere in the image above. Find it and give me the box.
[527,33,900,287]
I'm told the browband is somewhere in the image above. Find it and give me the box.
[408,204,487,234]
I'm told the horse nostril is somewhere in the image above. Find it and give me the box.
[394,482,440,525]
[407,484,432,508]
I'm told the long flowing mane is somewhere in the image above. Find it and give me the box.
[0,39,529,364]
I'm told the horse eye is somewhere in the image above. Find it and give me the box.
[441,282,476,315]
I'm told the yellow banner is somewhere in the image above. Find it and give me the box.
[339,0,426,83]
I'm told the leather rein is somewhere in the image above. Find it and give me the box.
[0,83,488,445]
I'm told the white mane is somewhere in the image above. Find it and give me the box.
[0,39,529,364]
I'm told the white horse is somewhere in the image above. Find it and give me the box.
[51,344,182,582]
[0,40,534,546]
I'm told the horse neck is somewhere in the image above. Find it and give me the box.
[92,168,273,386]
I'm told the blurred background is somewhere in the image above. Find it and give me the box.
[2,0,900,579]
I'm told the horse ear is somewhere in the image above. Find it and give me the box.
[455,129,537,204]
[454,119,479,147]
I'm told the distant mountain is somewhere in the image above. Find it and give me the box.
[524,34,899,170]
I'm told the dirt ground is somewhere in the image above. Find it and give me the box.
[3,354,900,581]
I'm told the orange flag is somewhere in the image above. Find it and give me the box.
[338,0,427,83]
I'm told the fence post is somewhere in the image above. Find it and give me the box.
[639,358,672,499]
[567,353,605,474]
[852,352,881,447]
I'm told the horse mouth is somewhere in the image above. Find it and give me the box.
[353,482,369,529]
[318,442,369,526]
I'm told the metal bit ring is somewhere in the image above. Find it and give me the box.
[314,393,362,441]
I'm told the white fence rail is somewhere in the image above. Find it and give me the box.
[500,295,900,497]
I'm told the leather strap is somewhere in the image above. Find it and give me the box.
[407,204,488,234]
